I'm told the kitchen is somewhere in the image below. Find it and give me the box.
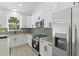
[0,2,79,56]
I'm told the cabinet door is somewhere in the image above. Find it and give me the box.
[27,35,32,47]
[40,39,45,56]
[15,35,25,46]
[15,35,21,46]
[9,36,16,48]
[29,35,32,47]
[47,42,53,56]
[22,35,27,44]
[40,39,53,56]
[10,35,22,47]
[43,42,48,56]
[0,39,9,56]
[26,16,31,28]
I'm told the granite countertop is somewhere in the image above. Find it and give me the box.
[40,36,52,44]
[0,31,32,37]
[8,33,31,36]
[33,34,48,38]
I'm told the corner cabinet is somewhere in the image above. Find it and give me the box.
[9,34,27,48]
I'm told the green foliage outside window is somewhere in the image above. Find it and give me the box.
[8,17,20,30]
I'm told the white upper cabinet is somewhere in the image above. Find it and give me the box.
[21,16,31,28]
[0,9,7,28]
[21,15,27,28]
[26,16,31,28]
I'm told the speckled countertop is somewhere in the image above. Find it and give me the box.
[8,33,32,37]
[0,32,32,37]
[40,36,53,44]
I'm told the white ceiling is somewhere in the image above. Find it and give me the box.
[0,2,42,15]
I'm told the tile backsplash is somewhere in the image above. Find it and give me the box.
[31,28,52,36]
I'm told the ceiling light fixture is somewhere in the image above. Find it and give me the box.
[13,9,17,11]
[19,4,23,6]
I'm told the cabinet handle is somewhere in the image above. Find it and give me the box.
[48,44,53,46]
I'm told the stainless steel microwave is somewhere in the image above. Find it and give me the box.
[35,20,44,28]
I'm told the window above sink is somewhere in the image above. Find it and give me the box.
[8,17,20,31]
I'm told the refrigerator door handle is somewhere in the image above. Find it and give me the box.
[72,24,76,56]
[74,24,77,55]
[67,26,72,56]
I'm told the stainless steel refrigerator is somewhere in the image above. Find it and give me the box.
[52,5,79,56]
[52,8,72,56]
[72,5,79,56]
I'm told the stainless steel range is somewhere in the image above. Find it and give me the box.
[32,36,40,56]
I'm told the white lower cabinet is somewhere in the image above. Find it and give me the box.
[44,41,48,56]
[9,36,15,48]
[15,35,27,46]
[0,38,9,56]
[9,34,27,48]
[40,39,53,56]
[47,42,53,56]
[40,39,45,56]
[27,35,32,47]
